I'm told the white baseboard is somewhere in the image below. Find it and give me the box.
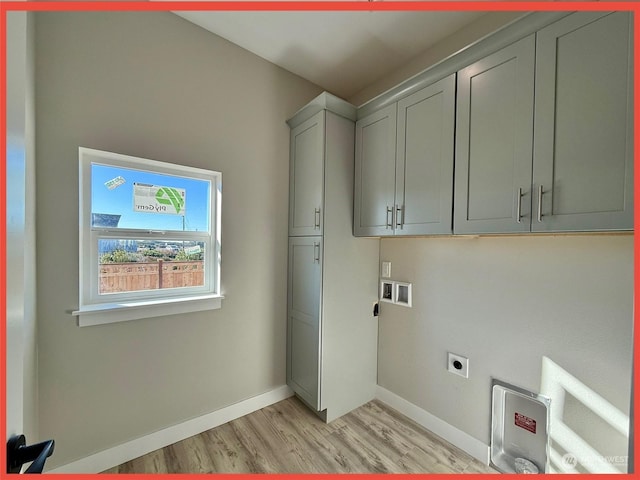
[375,385,490,465]
[48,385,487,473]
[48,385,294,474]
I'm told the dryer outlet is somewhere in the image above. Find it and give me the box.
[448,352,469,378]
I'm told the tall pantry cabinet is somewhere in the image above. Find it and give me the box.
[286,93,379,422]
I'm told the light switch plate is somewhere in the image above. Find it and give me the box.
[381,261,391,279]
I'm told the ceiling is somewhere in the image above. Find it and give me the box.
[174,9,489,99]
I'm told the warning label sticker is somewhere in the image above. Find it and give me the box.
[515,413,536,434]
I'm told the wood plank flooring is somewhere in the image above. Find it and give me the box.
[102,396,498,474]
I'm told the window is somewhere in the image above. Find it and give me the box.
[73,147,222,326]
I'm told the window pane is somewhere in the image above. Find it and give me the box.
[91,164,210,232]
[98,239,205,294]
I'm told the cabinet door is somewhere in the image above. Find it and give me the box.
[454,35,535,234]
[287,236,322,410]
[289,111,324,236]
[396,74,455,235]
[532,12,633,232]
[354,104,397,236]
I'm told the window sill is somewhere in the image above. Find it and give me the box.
[72,294,223,327]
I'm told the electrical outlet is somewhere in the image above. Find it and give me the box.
[447,352,469,378]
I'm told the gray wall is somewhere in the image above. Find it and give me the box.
[35,11,321,468]
[378,235,633,465]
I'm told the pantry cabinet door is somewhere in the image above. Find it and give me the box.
[287,236,323,410]
[532,12,633,232]
[289,111,325,236]
[354,104,397,236]
[454,35,535,234]
[395,74,455,235]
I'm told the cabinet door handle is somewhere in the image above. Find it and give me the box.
[396,205,404,229]
[314,208,321,229]
[386,206,393,229]
[516,188,523,224]
[313,242,320,263]
[537,185,544,223]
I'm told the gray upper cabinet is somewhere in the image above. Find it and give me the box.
[454,35,535,234]
[396,74,456,235]
[354,104,397,236]
[532,11,633,232]
[355,74,455,236]
[455,11,633,234]
[289,110,324,236]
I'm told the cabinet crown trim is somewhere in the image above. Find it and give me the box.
[287,91,356,128]
[356,11,571,119]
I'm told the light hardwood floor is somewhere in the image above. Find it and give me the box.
[102,396,498,474]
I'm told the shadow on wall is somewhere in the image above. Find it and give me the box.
[541,356,629,473]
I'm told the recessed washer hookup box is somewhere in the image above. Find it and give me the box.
[490,379,550,473]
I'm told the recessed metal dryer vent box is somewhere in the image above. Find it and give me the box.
[490,379,550,474]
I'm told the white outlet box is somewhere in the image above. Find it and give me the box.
[380,280,394,303]
[395,281,412,307]
[447,352,469,378]
[379,279,413,308]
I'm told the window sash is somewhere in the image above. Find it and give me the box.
[79,147,221,311]
[88,231,214,304]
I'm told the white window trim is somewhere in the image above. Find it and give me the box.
[73,147,223,326]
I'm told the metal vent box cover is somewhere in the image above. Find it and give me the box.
[490,379,550,473]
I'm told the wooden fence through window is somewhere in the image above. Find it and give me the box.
[99,260,205,294]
